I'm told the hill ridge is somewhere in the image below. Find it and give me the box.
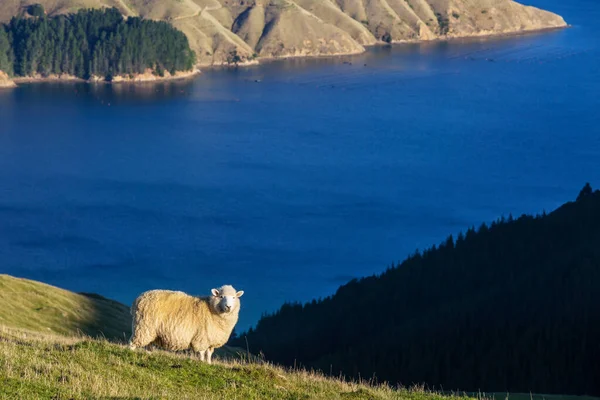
[0,0,567,66]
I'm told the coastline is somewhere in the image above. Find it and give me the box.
[101,68,201,83]
[200,24,569,68]
[0,80,16,89]
[0,71,16,89]
[3,24,568,87]
[441,24,569,42]
[13,74,85,84]
[7,68,201,87]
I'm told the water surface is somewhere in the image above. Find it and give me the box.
[0,0,598,329]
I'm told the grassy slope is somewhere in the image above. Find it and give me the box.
[0,274,243,357]
[0,274,439,399]
[0,327,459,400]
[0,275,595,399]
[0,274,131,341]
[0,274,461,399]
[0,274,463,398]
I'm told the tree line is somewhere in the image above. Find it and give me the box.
[233,184,600,396]
[0,6,196,79]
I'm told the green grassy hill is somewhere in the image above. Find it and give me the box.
[0,276,597,399]
[0,274,131,341]
[0,326,446,399]
[0,275,470,399]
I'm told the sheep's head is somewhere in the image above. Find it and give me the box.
[210,285,244,314]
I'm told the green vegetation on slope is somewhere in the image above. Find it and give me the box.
[0,274,131,341]
[235,184,600,396]
[0,27,10,74]
[0,6,195,79]
[0,327,470,400]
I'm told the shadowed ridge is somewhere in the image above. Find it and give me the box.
[232,4,267,49]
[237,185,600,395]
[291,0,378,45]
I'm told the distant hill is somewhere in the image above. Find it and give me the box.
[0,0,567,66]
[0,274,131,340]
[235,184,600,396]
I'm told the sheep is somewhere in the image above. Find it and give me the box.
[128,285,244,364]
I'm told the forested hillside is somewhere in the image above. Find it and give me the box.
[0,7,195,80]
[235,184,600,396]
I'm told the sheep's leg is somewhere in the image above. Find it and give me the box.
[206,348,214,364]
[191,342,208,363]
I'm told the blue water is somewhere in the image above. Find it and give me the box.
[0,0,598,330]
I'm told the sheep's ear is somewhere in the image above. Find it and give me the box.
[236,291,244,298]
[211,289,219,297]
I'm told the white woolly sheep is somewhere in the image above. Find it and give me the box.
[129,285,244,363]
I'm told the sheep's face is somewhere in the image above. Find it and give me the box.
[211,285,244,314]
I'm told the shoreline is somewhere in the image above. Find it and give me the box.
[3,24,568,87]
[0,71,17,88]
[200,24,569,69]
[13,75,84,84]
[6,68,201,87]
[441,24,568,42]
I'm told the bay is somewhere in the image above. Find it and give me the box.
[0,0,598,329]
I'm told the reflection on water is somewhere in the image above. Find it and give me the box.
[0,80,194,105]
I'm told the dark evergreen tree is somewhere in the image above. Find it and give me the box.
[1,8,196,80]
[234,184,600,396]
[577,182,593,201]
[0,27,12,75]
[27,4,45,18]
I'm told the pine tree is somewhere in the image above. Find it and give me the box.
[234,186,600,396]
[0,27,13,75]
[1,8,196,80]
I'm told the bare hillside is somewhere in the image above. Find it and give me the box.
[0,0,566,65]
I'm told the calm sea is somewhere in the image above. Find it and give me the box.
[0,0,598,329]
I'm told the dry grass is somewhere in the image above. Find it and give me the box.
[0,0,567,66]
[0,326,473,400]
